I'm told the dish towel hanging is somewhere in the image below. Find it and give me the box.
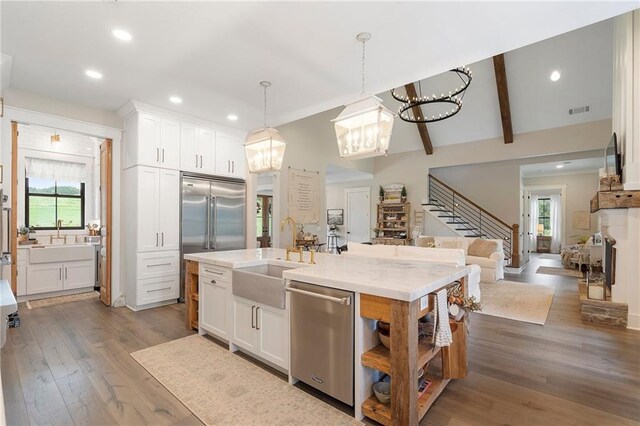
[432,289,453,347]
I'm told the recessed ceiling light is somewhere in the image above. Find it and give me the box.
[550,70,561,82]
[556,164,564,169]
[169,96,183,104]
[227,114,238,121]
[112,28,132,42]
[85,69,103,79]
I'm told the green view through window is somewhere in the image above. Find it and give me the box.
[537,198,551,236]
[25,177,85,230]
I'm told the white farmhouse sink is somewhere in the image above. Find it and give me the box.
[29,244,95,264]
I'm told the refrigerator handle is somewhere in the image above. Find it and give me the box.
[210,196,217,250]
[206,195,211,250]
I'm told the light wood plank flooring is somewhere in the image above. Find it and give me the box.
[2,254,639,425]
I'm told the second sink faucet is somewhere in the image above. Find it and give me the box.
[280,216,302,261]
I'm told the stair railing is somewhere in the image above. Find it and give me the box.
[426,174,520,267]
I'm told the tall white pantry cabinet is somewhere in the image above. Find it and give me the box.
[122,107,246,310]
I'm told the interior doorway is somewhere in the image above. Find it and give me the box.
[256,194,272,248]
[344,187,371,244]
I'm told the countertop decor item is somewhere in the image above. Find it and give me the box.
[390,66,472,123]
[373,381,391,404]
[245,81,287,173]
[333,32,395,160]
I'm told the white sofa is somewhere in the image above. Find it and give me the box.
[345,242,482,302]
[416,236,504,283]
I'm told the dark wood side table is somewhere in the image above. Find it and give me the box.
[536,236,552,253]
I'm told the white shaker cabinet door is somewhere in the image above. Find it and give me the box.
[201,278,229,340]
[158,169,180,251]
[138,113,161,167]
[231,296,257,351]
[27,263,64,295]
[136,167,160,252]
[64,260,95,290]
[198,127,216,175]
[215,133,232,176]
[228,137,246,178]
[159,118,181,170]
[180,123,199,173]
[256,304,287,369]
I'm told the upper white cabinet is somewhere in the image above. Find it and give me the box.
[180,123,215,174]
[215,133,246,179]
[125,112,180,170]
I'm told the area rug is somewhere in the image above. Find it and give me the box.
[131,335,360,426]
[477,281,555,325]
[25,291,98,309]
[536,265,583,278]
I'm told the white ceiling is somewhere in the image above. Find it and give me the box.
[2,1,637,132]
[521,157,603,177]
[386,18,615,153]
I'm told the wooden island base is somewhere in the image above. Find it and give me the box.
[359,278,468,426]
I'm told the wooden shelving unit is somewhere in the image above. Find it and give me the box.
[373,202,412,246]
[184,260,199,331]
[359,282,467,425]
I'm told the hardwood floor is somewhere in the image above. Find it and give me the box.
[2,254,639,425]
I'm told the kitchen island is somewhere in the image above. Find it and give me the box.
[185,248,470,426]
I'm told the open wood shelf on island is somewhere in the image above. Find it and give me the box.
[361,342,441,376]
[360,375,450,426]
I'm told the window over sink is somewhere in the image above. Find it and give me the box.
[25,177,85,230]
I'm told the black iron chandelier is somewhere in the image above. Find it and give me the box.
[390,66,472,123]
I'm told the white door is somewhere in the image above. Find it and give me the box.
[159,118,181,170]
[27,263,63,294]
[138,113,161,167]
[180,123,199,173]
[232,296,257,351]
[521,190,530,264]
[136,167,160,252]
[345,187,371,243]
[64,260,95,290]
[159,169,180,251]
[215,133,233,176]
[227,136,245,178]
[200,278,228,339]
[256,304,287,368]
[198,127,216,174]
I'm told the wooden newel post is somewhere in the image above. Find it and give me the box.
[511,223,519,268]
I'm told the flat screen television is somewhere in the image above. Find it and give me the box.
[605,132,621,177]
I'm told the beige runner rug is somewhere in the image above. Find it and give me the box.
[536,265,583,278]
[478,281,555,325]
[26,291,98,309]
[131,335,360,426]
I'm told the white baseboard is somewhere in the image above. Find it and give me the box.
[627,312,640,330]
[505,264,525,274]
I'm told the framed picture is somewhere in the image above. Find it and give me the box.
[327,209,344,225]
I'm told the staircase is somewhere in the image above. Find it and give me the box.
[423,174,519,267]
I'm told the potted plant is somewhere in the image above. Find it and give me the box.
[372,227,382,238]
[401,186,407,203]
[17,225,33,243]
[447,282,482,321]
[379,185,385,202]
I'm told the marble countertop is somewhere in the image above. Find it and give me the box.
[185,248,470,302]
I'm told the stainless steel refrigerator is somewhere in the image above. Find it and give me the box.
[180,174,246,298]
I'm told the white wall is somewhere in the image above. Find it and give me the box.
[523,172,599,245]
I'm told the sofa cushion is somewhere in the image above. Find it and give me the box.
[466,255,498,269]
[396,246,465,266]
[468,239,500,258]
[347,242,397,258]
[436,238,470,255]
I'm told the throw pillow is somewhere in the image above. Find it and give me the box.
[468,239,500,258]
[416,236,435,248]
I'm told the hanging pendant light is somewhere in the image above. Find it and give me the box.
[333,32,395,160]
[244,81,287,173]
[51,130,61,148]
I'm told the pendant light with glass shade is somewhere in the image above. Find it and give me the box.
[244,81,286,173]
[333,32,395,160]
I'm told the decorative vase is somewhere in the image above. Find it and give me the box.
[401,196,407,203]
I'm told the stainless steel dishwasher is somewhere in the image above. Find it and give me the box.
[287,281,354,406]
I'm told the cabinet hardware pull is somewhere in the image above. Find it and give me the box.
[195,155,198,168]
[65,267,67,279]
[156,233,159,247]
[210,279,216,284]
[162,149,165,163]
[255,306,260,330]
[228,160,230,173]
[156,148,159,162]
[200,155,203,168]
[232,161,235,174]
[147,287,171,293]
[251,305,255,328]
[147,263,171,268]
[204,269,224,276]
[161,232,164,246]
[59,268,62,280]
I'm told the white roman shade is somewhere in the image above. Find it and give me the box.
[25,158,87,182]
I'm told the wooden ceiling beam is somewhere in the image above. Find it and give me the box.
[404,83,433,155]
[492,54,514,144]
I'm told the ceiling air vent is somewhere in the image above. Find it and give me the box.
[569,105,590,115]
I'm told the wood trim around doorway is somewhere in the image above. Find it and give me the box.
[100,139,112,306]
[10,122,18,295]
